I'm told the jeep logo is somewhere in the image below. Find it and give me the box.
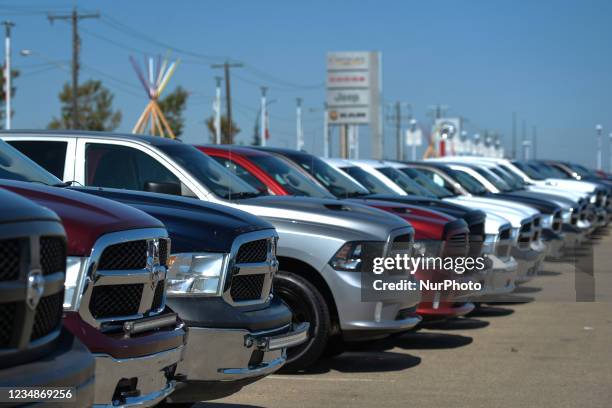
[26,269,44,310]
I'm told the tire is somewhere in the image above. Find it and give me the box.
[274,270,331,373]
[156,402,194,408]
[323,335,345,358]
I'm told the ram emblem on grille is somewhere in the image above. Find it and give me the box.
[146,239,165,289]
[26,268,44,310]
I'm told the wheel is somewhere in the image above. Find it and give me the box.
[274,270,330,373]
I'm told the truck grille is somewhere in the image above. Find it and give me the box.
[444,233,468,257]
[40,237,66,276]
[0,230,65,353]
[151,281,165,311]
[31,291,63,341]
[230,274,265,301]
[236,239,268,263]
[98,240,147,270]
[0,239,21,282]
[0,302,16,347]
[90,284,143,319]
[468,222,485,257]
[552,211,563,232]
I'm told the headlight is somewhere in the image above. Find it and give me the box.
[167,253,228,296]
[540,214,554,229]
[590,194,597,204]
[64,257,88,311]
[329,241,384,272]
[562,209,572,223]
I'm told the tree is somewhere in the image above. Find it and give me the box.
[158,86,188,138]
[0,67,19,127]
[48,80,121,131]
[205,115,240,144]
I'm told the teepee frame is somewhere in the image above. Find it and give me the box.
[130,54,180,138]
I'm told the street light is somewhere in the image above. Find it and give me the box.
[20,49,68,71]
[596,124,603,170]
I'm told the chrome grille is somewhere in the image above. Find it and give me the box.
[98,240,147,270]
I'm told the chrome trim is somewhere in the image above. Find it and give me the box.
[92,345,183,407]
[384,227,415,258]
[266,322,309,350]
[222,229,279,307]
[219,356,286,376]
[77,228,170,329]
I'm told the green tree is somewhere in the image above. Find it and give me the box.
[158,86,189,138]
[0,67,19,128]
[205,115,240,144]
[48,80,122,131]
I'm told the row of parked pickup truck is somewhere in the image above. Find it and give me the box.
[0,129,609,407]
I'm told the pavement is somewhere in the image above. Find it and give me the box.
[201,229,612,408]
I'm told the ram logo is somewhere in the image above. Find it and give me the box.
[26,268,44,310]
[147,239,165,288]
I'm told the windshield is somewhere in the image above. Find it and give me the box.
[447,168,489,195]
[512,161,546,180]
[562,162,595,178]
[378,167,436,197]
[283,152,370,198]
[489,166,523,190]
[158,144,261,199]
[0,140,62,185]
[397,166,455,198]
[528,161,569,179]
[248,154,333,198]
[341,166,398,195]
[473,167,512,192]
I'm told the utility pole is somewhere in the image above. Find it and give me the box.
[596,124,603,170]
[387,102,412,160]
[296,97,303,150]
[213,76,222,144]
[2,21,14,130]
[511,112,517,159]
[260,87,267,147]
[48,8,99,130]
[521,119,527,159]
[211,60,243,143]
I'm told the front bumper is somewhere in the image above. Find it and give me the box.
[473,255,518,301]
[543,230,565,259]
[323,263,422,339]
[168,322,308,403]
[93,345,183,407]
[512,243,545,284]
[0,328,95,408]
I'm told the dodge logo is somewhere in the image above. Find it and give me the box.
[147,239,165,288]
[26,269,44,310]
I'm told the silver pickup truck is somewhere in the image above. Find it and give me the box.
[4,130,422,372]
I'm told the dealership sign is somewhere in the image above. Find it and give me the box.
[326,51,380,126]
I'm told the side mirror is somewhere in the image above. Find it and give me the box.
[144,181,182,196]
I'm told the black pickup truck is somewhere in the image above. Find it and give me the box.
[0,188,95,407]
[75,186,308,404]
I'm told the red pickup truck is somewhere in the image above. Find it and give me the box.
[0,141,186,407]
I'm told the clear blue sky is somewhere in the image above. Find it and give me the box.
[4,0,612,167]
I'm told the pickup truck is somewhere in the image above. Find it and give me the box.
[199,145,480,318]
[0,140,186,407]
[72,187,309,403]
[0,188,95,407]
[3,130,421,373]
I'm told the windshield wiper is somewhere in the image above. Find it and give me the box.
[53,180,83,187]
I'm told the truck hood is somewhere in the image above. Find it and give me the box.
[533,178,598,193]
[485,192,563,214]
[498,190,575,210]
[0,188,60,225]
[526,185,588,201]
[0,180,163,256]
[73,187,274,253]
[237,195,412,241]
[482,212,512,236]
[444,197,534,228]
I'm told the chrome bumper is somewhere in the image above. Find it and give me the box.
[92,346,183,407]
[474,255,517,299]
[545,236,565,259]
[513,244,546,284]
[176,323,308,383]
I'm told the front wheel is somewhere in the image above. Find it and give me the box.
[274,271,330,373]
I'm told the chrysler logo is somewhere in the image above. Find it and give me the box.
[26,269,44,310]
[147,239,165,288]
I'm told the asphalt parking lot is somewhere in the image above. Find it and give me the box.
[203,230,612,408]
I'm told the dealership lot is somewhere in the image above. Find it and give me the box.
[211,230,612,408]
